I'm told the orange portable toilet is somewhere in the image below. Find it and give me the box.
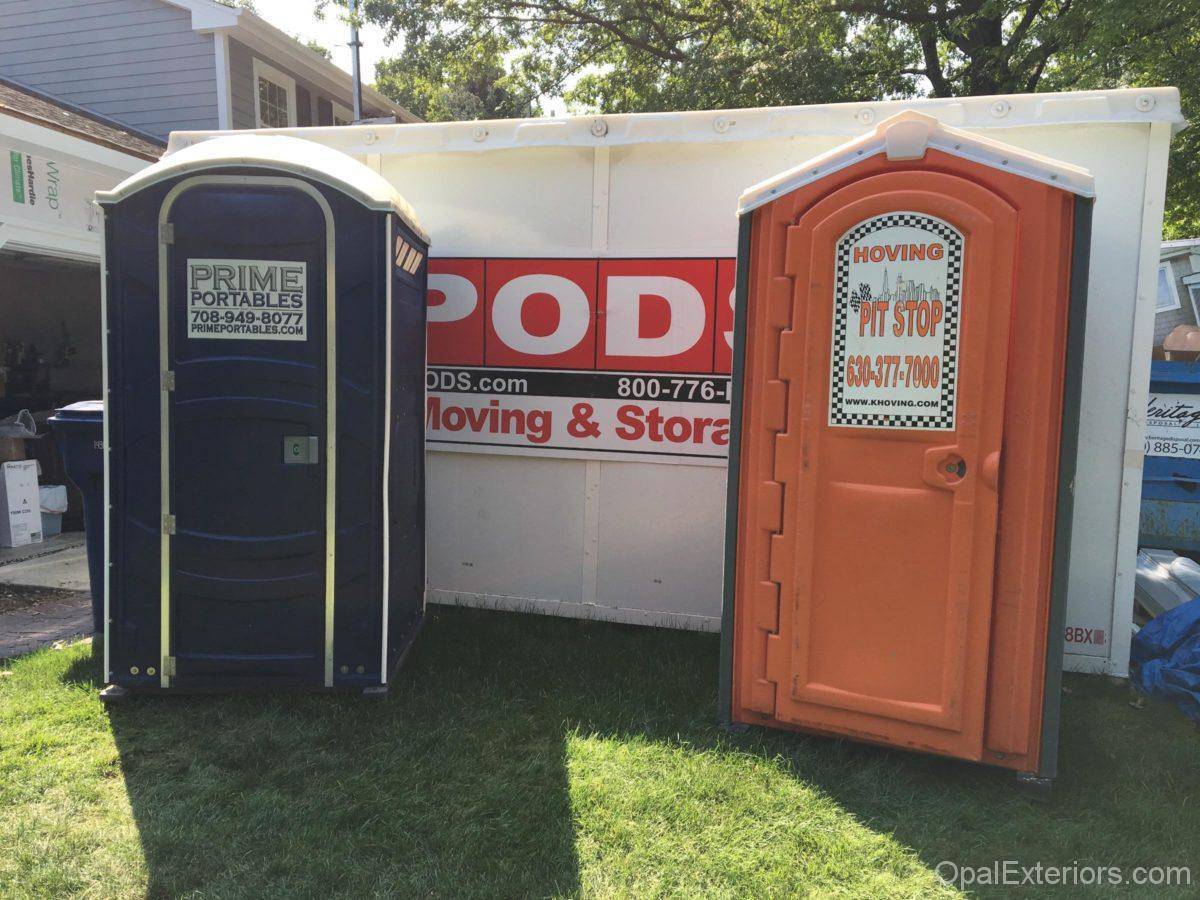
[719,111,1094,790]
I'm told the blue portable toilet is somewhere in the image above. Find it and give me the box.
[1142,359,1200,552]
[95,135,429,695]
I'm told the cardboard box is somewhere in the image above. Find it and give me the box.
[0,460,43,547]
[0,438,24,463]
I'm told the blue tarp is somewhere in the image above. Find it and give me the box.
[1130,597,1200,722]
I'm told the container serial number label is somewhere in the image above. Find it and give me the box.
[186,258,308,341]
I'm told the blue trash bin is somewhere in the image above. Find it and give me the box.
[48,401,104,633]
[1142,361,1200,552]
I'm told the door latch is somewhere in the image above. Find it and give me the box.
[283,436,319,465]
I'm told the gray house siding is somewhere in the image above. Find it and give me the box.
[0,0,218,137]
[1154,254,1200,346]
[229,38,256,130]
[228,37,385,129]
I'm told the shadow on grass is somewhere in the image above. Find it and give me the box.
[78,606,1200,897]
[61,646,104,689]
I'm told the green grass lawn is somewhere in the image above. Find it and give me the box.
[1,606,1197,898]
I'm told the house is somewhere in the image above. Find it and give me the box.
[1154,239,1200,347]
[0,0,418,141]
[1,76,161,415]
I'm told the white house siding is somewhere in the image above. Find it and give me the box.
[0,0,218,138]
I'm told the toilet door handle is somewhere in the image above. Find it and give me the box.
[922,445,967,491]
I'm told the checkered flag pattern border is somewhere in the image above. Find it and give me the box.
[828,212,963,430]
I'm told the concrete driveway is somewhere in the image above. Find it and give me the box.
[0,532,90,591]
[0,532,93,659]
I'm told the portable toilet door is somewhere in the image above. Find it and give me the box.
[96,135,430,695]
[720,112,1094,788]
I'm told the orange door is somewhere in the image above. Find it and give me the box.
[767,172,1017,759]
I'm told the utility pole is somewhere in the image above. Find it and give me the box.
[349,0,363,121]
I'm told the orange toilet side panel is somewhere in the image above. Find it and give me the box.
[729,205,791,721]
[979,184,1075,772]
[729,149,1076,772]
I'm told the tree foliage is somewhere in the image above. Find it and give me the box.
[373,32,540,121]
[335,0,1199,234]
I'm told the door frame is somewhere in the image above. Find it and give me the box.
[380,215,392,685]
[778,184,1013,749]
[772,180,1017,758]
[156,174,338,688]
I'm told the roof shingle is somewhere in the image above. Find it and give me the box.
[0,77,165,161]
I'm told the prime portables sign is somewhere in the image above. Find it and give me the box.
[186,259,308,341]
[830,212,963,430]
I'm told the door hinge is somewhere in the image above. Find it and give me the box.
[163,656,176,678]
[162,514,176,535]
[160,223,174,244]
[162,370,175,391]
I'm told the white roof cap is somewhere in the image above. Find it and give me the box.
[738,110,1095,215]
[97,133,428,243]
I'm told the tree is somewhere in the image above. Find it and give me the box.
[836,1,1198,235]
[1038,0,1199,237]
[1135,28,1200,238]
[341,0,1198,233]
[338,0,918,115]
[301,37,333,60]
[374,32,541,122]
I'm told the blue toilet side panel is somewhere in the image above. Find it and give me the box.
[329,202,389,685]
[388,217,428,675]
[105,191,166,685]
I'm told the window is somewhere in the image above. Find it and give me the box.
[1157,263,1181,312]
[315,98,355,126]
[295,85,312,127]
[252,58,296,129]
[1185,271,1200,323]
[316,97,333,126]
[331,101,354,127]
